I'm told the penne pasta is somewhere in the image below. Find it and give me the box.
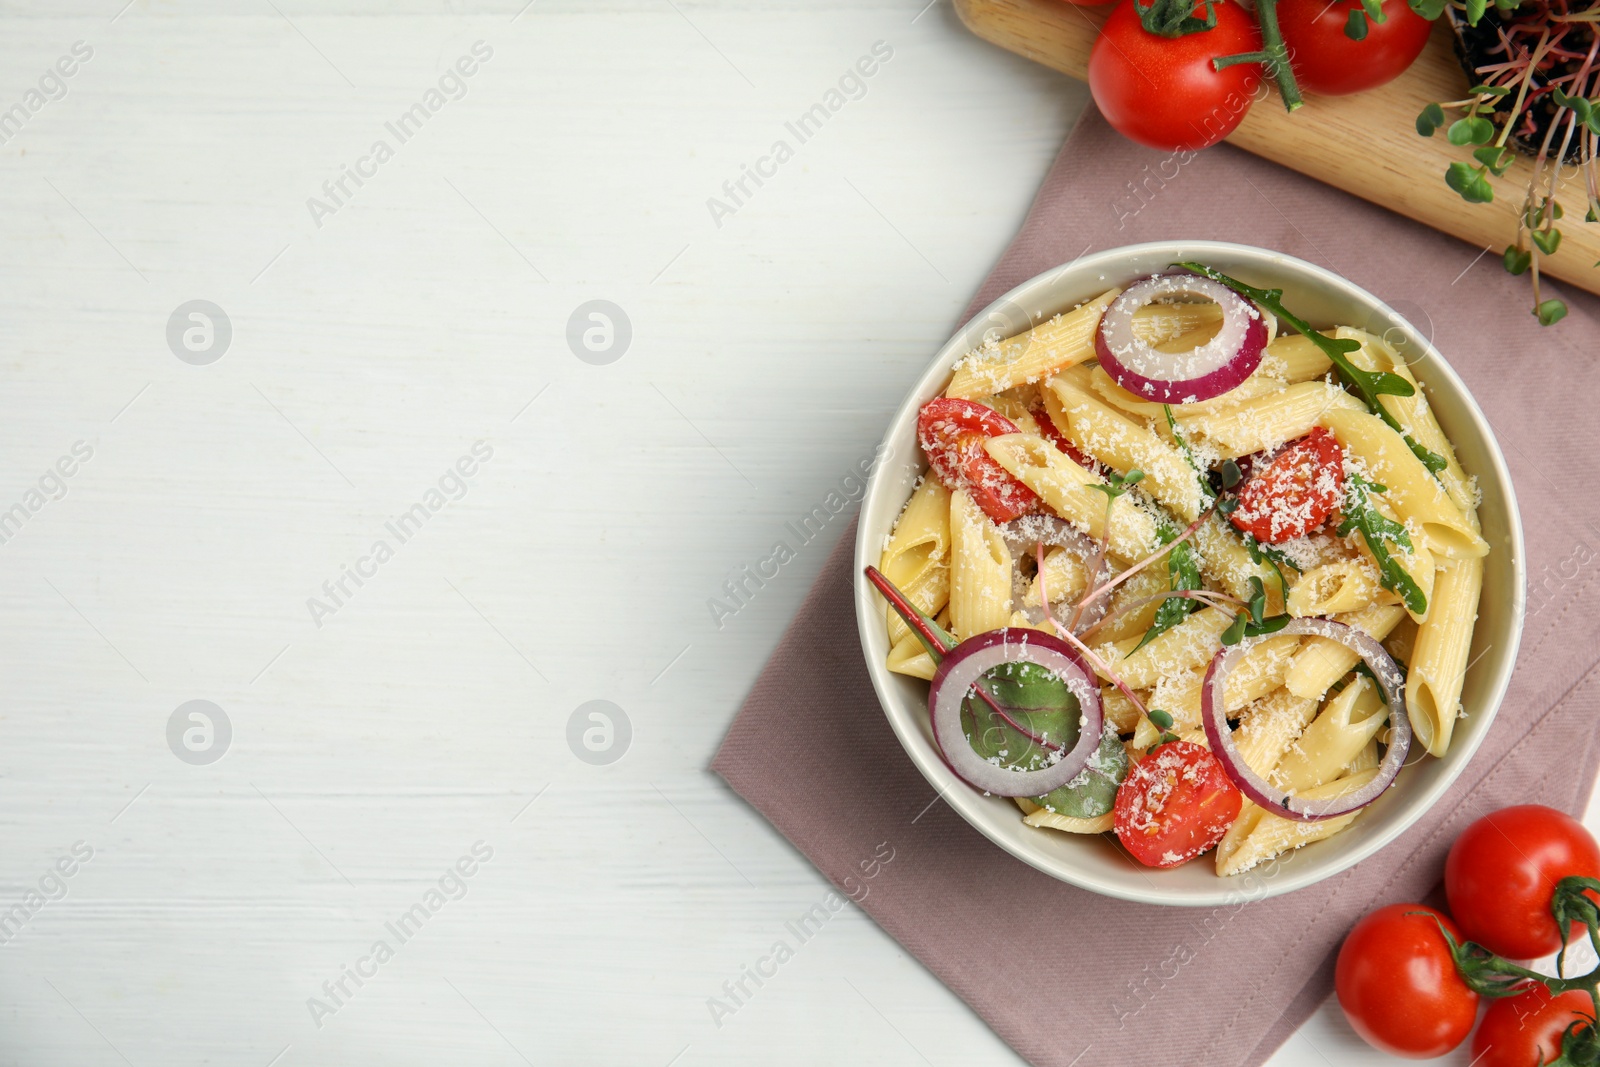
[1284,603,1406,700]
[1407,556,1483,756]
[1102,607,1234,690]
[948,489,1013,640]
[1335,328,1480,524]
[880,475,952,645]
[1046,373,1208,522]
[1194,514,1287,616]
[1321,407,1487,560]
[1180,382,1363,459]
[1271,675,1388,793]
[1231,688,1320,776]
[984,434,1161,562]
[1286,559,1394,617]
[946,289,1119,400]
[1216,769,1379,876]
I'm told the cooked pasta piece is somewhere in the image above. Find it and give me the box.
[1335,328,1480,522]
[1271,674,1388,792]
[1046,373,1208,522]
[1216,769,1379,876]
[1284,603,1406,700]
[1258,333,1333,383]
[880,475,951,645]
[946,290,1119,400]
[1355,493,1436,623]
[1179,383,1363,459]
[887,630,937,680]
[1193,514,1287,614]
[1088,566,1170,643]
[984,434,1161,562]
[1025,806,1115,835]
[1286,559,1395,617]
[948,488,1013,639]
[1101,685,1143,734]
[1101,607,1235,690]
[1230,688,1319,777]
[1407,556,1483,756]
[1321,407,1487,560]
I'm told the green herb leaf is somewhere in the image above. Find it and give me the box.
[1345,8,1369,39]
[1247,575,1267,625]
[1532,228,1563,255]
[1467,84,1511,97]
[1220,612,1248,646]
[1446,162,1494,204]
[1446,117,1494,146]
[1337,472,1428,615]
[1221,458,1243,489]
[1176,262,1449,474]
[1537,299,1569,326]
[1132,521,1204,652]
[1503,245,1531,275]
[1463,0,1487,24]
[1473,144,1513,176]
[1031,726,1128,818]
[1416,102,1446,136]
[1408,0,1446,17]
[1165,405,1215,506]
[1148,708,1175,729]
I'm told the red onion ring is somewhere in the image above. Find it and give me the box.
[999,515,1112,634]
[928,628,1105,797]
[1095,273,1268,404]
[1201,617,1410,822]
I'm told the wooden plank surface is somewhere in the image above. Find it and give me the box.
[954,0,1600,299]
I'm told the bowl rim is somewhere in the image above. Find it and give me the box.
[852,239,1526,907]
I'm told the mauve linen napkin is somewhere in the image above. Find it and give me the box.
[713,106,1600,1067]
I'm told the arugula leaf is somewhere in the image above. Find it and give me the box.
[1132,522,1203,652]
[1336,471,1429,615]
[1174,262,1449,474]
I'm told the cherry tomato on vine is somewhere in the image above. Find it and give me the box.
[1446,804,1600,960]
[1276,0,1433,96]
[1113,740,1241,867]
[1335,903,1479,1058]
[1472,985,1594,1067]
[1088,0,1264,152]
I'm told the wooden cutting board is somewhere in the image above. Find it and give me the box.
[954,0,1600,299]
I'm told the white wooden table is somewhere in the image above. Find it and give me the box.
[0,2,1579,1064]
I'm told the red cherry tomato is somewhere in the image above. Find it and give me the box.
[917,398,1041,523]
[1277,0,1433,96]
[1472,985,1593,1067]
[1229,427,1345,543]
[1113,740,1241,867]
[1445,804,1600,960]
[1088,0,1264,152]
[1335,903,1479,1058]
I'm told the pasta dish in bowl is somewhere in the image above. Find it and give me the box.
[853,242,1523,905]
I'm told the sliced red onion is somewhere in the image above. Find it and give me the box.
[999,515,1112,634]
[1095,273,1268,404]
[1201,617,1410,822]
[929,628,1104,797]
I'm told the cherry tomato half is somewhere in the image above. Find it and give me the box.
[1229,427,1344,543]
[1472,985,1593,1067]
[1335,903,1479,1058]
[1113,740,1241,867]
[1445,804,1600,960]
[917,398,1041,523]
[1030,403,1101,473]
[1277,0,1433,97]
[1089,0,1264,152]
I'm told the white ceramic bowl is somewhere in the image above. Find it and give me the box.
[854,241,1524,907]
